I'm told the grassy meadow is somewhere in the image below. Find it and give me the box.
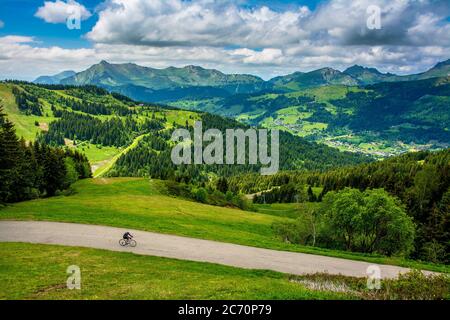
[1,178,448,273]
[0,243,350,300]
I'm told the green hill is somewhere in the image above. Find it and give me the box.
[0,81,369,177]
[181,77,450,158]
[271,68,359,90]
[0,243,349,300]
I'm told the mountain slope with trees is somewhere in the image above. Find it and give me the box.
[0,105,91,203]
[0,81,370,176]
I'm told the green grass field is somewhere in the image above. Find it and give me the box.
[0,243,349,300]
[0,84,57,141]
[1,178,448,273]
[254,203,321,219]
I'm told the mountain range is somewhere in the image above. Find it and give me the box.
[34,59,450,102]
[32,59,450,157]
[34,70,77,85]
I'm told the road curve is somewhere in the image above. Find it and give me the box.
[0,221,419,279]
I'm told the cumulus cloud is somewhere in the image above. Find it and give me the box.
[35,0,91,24]
[1,0,450,80]
[87,0,450,48]
[305,0,450,47]
[1,35,449,81]
[87,0,311,48]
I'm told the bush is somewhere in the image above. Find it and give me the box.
[191,187,208,203]
[272,217,315,245]
[291,270,450,300]
[380,270,450,300]
[232,194,253,211]
[420,241,447,264]
[164,180,192,198]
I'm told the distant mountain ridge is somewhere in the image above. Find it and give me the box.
[34,70,76,85]
[271,67,360,89]
[60,60,267,92]
[33,59,450,102]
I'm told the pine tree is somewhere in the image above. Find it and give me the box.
[0,105,22,202]
[307,186,317,202]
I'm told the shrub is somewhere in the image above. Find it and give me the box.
[272,218,315,245]
[291,271,450,300]
[379,270,450,300]
[420,240,447,264]
[191,187,207,203]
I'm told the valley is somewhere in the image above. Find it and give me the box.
[1,62,449,300]
[33,59,450,158]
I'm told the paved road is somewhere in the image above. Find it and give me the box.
[0,221,420,278]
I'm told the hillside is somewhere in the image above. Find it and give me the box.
[0,243,349,300]
[1,177,445,273]
[34,60,450,158]
[175,77,450,158]
[0,81,369,178]
[270,67,359,90]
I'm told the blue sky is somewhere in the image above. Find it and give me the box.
[0,0,449,80]
[0,0,322,48]
[0,0,98,48]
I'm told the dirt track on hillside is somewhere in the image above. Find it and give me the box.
[0,221,423,278]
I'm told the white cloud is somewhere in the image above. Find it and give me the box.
[87,0,310,48]
[1,0,449,80]
[35,0,91,24]
[0,20,4,28]
[1,35,449,81]
[87,0,450,48]
[305,0,450,47]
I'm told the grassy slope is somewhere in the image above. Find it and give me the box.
[0,84,56,141]
[254,203,320,219]
[0,83,120,165]
[0,83,200,171]
[93,134,149,177]
[0,243,349,300]
[0,178,447,273]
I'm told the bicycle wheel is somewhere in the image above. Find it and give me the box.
[119,239,127,246]
[129,239,137,247]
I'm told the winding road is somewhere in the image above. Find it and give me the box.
[0,221,423,279]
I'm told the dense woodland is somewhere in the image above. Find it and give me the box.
[0,105,91,203]
[108,112,370,182]
[233,149,450,263]
[39,110,164,147]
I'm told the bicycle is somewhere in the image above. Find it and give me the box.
[119,238,137,247]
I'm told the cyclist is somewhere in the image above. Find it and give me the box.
[123,232,133,242]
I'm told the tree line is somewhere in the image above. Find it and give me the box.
[230,149,450,263]
[0,105,91,203]
[39,111,164,148]
[12,87,43,116]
